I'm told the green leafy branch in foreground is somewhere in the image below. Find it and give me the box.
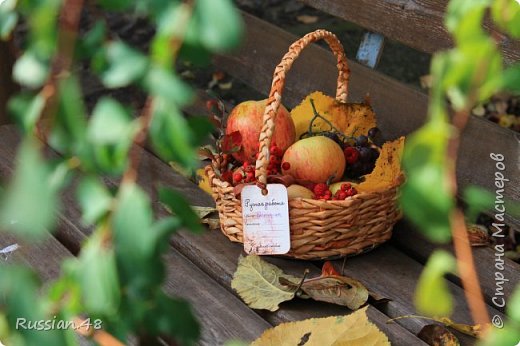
[0,0,242,345]
[400,0,520,344]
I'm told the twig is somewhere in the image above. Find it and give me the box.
[74,317,125,346]
[120,1,194,186]
[36,0,85,141]
[446,111,490,328]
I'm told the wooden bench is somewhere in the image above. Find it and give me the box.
[1,1,519,345]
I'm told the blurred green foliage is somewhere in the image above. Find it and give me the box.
[400,0,520,344]
[0,0,242,344]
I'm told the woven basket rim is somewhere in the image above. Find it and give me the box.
[205,163,405,198]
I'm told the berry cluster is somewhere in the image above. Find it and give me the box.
[312,183,358,201]
[232,161,256,184]
[334,183,358,200]
[223,144,286,186]
[343,128,380,179]
[263,144,283,176]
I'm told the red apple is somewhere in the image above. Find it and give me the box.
[226,99,296,163]
[281,136,345,184]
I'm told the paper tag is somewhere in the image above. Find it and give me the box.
[241,184,290,255]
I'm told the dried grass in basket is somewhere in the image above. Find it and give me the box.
[205,29,404,260]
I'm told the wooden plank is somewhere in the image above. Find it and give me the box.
[330,245,502,343]
[163,250,271,345]
[0,232,70,282]
[392,220,520,311]
[0,126,91,255]
[213,12,520,229]
[300,0,520,65]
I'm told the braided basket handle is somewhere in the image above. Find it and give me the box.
[255,30,350,192]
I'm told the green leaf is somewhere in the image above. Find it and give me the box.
[0,0,17,37]
[400,120,454,243]
[151,2,189,67]
[7,92,45,133]
[76,20,106,58]
[158,187,204,233]
[113,183,156,260]
[438,41,502,111]
[463,186,495,223]
[0,139,58,240]
[77,176,112,225]
[231,255,300,311]
[143,67,194,106]
[146,294,200,344]
[445,0,489,43]
[86,98,137,174]
[149,99,197,169]
[88,97,134,144]
[479,325,520,346]
[23,0,60,59]
[101,41,149,88]
[0,265,71,345]
[507,285,520,324]
[49,76,88,155]
[492,0,520,38]
[500,63,520,93]
[97,0,134,11]
[193,0,243,52]
[415,250,457,317]
[186,116,214,146]
[75,230,121,316]
[13,51,49,88]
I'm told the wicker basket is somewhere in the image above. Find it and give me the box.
[206,29,404,260]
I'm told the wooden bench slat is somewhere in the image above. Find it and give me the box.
[162,251,271,344]
[392,221,520,309]
[213,11,520,229]
[300,0,520,65]
[0,232,69,282]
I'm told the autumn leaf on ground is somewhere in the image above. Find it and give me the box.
[298,261,369,310]
[418,324,460,346]
[251,306,390,346]
[388,315,489,338]
[231,255,301,311]
[291,91,376,139]
[191,205,220,230]
[357,137,405,193]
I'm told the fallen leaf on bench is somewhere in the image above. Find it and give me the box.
[251,306,390,346]
[388,315,489,338]
[191,206,217,219]
[357,137,405,193]
[190,206,220,229]
[466,223,490,246]
[293,261,368,310]
[418,324,460,346]
[299,275,369,310]
[231,255,301,311]
[232,257,371,311]
[201,217,220,230]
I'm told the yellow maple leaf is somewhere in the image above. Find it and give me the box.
[196,168,212,195]
[357,137,405,193]
[251,306,390,346]
[291,91,376,139]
